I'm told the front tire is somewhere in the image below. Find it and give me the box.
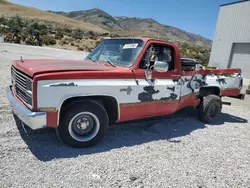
[56,101,109,148]
[199,95,222,123]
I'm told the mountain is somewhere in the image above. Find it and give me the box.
[49,9,123,31]
[116,17,211,47]
[0,0,106,33]
[50,8,212,47]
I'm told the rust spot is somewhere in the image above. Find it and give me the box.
[50,82,78,87]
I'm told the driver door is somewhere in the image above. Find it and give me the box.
[133,42,181,118]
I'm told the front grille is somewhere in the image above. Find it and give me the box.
[11,66,33,109]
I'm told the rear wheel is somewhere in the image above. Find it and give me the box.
[199,95,222,123]
[56,101,109,148]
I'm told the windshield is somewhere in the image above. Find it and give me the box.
[85,39,144,67]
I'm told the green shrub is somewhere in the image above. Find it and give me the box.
[55,30,64,40]
[89,35,97,40]
[71,42,75,46]
[67,37,74,43]
[28,21,39,30]
[7,15,23,33]
[62,27,72,34]
[42,36,56,45]
[0,15,7,25]
[71,29,83,40]
[60,39,68,45]
[40,29,47,36]
[110,33,120,38]
[101,32,109,36]
[78,47,84,51]
[88,31,94,36]
[0,27,5,34]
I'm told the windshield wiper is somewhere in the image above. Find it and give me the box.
[105,58,116,67]
[85,56,95,62]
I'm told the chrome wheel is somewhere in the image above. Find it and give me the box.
[68,112,100,142]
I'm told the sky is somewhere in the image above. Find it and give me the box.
[10,0,241,40]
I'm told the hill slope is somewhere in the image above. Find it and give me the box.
[50,8,123,31]
[116,17,211,47]
[0,0,106,33]
[51,8,212,47]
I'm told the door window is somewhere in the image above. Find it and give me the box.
[139,44,175,71]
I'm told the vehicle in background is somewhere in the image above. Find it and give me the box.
[3,28,21,44]
[24,30,42,46]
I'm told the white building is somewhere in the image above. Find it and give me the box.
[209,0,250,78]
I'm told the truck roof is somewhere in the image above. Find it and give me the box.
[104,37,174,44]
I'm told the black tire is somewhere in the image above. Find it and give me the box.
[56,101,109,148]
[246,89,250,95]
[199,95,222,123]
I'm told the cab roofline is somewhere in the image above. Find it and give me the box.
[104,37,175,44]
[103,37,150,42]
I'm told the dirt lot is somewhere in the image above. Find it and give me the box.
[0,43,250,188]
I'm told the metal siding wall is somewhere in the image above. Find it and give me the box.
[230,43,250,78]
[209,1,250,68]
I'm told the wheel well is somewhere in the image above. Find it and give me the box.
[199,87,220,97]
[59,96,119,124]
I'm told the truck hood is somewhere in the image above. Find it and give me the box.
[12,59,120,77]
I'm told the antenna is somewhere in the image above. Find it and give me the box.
[20,56,23,62]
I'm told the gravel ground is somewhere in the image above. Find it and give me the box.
[0,43,250,188]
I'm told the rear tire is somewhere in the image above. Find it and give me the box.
[199,95,222,123]
[56,101,109,148]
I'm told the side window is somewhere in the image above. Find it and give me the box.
[139,44,175,71]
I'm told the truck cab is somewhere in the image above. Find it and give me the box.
[7,38,244,148]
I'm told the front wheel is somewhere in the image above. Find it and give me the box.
[56,101,109,148]
[199,95,222,123]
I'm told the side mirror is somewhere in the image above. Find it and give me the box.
[153,61,169,72]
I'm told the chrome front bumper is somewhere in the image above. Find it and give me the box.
[7,86,47,130]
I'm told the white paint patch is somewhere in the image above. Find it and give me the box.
[37,79,181,109]
[37,73,243,121]
[206,74,242,90]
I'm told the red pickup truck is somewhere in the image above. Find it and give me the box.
[7,38,244,148]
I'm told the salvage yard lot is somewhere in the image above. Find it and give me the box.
[0,42,250,188]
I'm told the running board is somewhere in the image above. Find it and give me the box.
[227,93,245,100]
[222,101,231,105]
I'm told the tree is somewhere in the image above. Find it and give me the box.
[0,15,7,25]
